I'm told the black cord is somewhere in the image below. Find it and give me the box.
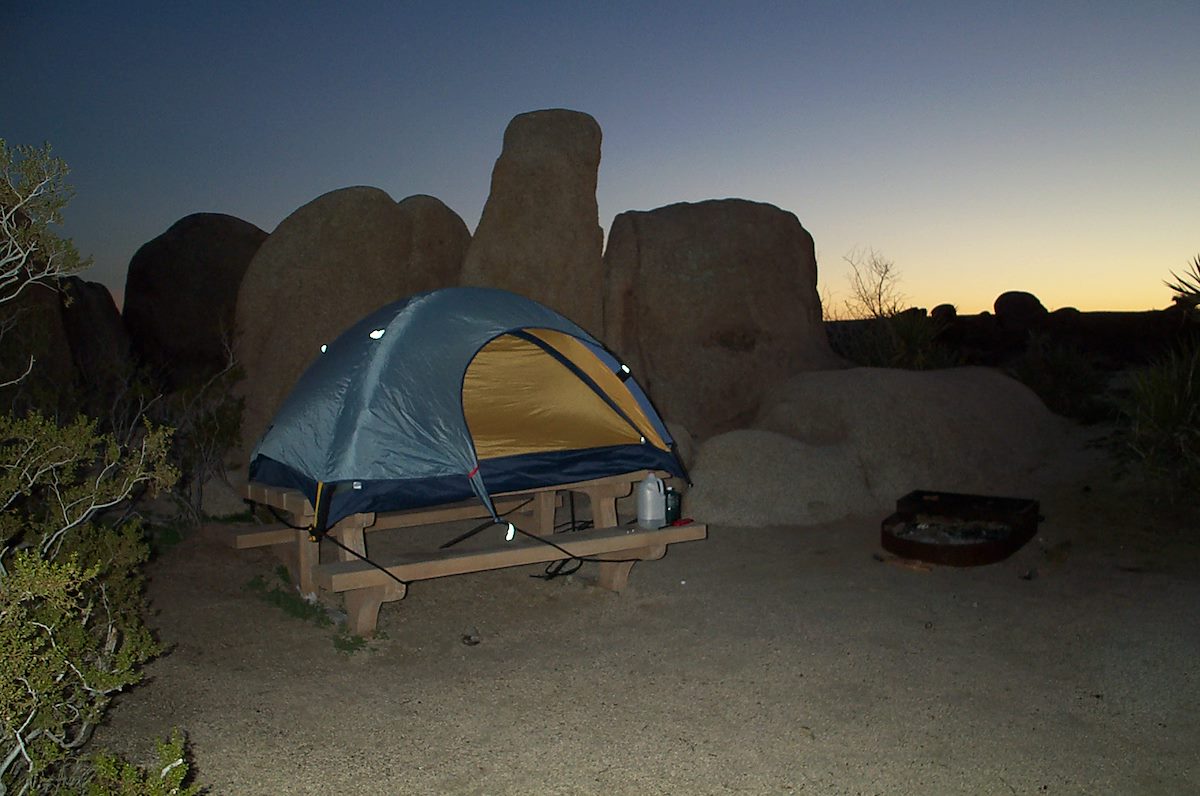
[537,492,587,578]
[532,558,582,580]
[501,519,644,583]
[323,532,411,589]
[264,503,308,532]
[439,497,534,549]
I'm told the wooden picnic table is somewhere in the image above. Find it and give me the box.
[214,470,706,635]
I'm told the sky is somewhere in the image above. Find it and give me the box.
[4,1,1198,314]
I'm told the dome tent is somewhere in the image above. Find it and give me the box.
[249,287,684,530]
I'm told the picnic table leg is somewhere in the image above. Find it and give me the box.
[583,486,621,528]
[295,531,320,597]
[270,532,300,584]
[344,582,406,637]
[595,544,667,591]
[530,490,557,535]
[331,518,370,561]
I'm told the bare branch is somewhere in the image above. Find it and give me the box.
[842,247,906,320]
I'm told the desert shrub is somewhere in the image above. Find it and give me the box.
[828,248,961,370]
[1,140,202,794]
[1005,332,1110,422]
[829,312,962,370]
[149,363,245,524]
[1113,337,1200,500]
[99,350,245,527]
[840,247,905,320]
[0,414,178,792]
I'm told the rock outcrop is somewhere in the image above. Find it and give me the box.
[604,199,842,438]
[123,213,268,388]
[686,366,1067,526]
[459,109,604,334]
[233,188,468,467]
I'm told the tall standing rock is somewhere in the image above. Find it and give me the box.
[123,213,268,388]
[604,199,842,438]
[233,187,469,468]
[460,109,604,334]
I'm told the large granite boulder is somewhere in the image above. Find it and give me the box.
[686,366,1067,527]
[233,188,468,468]
[604,199,842,438]
[60,277,133,412]
[459,109,604,334]
[123,213,267,388]
[684,429,873,526]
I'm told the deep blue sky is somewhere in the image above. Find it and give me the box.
[5,1,1198,312]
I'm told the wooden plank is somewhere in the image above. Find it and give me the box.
[213,523,297,549]
[315,522,707,592]
[245,483,313,518]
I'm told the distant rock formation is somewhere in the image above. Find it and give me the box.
[603,199,843,438]
[0,277,134,417]
[123,213,267,388]
[686,366,1068,526]
[993,290,1048,333]
[930,303,957,321]
[460,109,604,334]
[60,277,132,412]
[233,187,468,468]
[0,281,78,414]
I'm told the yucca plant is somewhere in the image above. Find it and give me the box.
[1165,254,1200,311]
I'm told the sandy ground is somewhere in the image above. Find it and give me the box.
[95,440,1199,795]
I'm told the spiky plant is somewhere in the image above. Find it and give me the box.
[1165,254,1200,309]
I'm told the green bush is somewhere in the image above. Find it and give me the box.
[0,414,178,792]
[89,730,200,796]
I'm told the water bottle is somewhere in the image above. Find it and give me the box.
[665,486,681,524]
[636,473,666,528]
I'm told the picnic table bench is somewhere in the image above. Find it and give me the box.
[213,470,706,635]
